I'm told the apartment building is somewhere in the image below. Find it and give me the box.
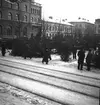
[42,20,73,39]
[0,0,42,39]
[95,19,100,35]
[70,20,95,37]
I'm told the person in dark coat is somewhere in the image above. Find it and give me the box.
[42,48,51,64]
[86,49,92,71]
[1,42,6,56]
[77,48,85,70]
[72,45,77,59]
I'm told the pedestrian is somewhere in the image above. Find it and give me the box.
[77,48,85,70]
[1,42,6,56]
[42,48,51,64]
[86,49,92,71]
[72,45,77,59]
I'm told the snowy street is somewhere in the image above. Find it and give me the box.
[0,52,100,105]
[1,0,100,105]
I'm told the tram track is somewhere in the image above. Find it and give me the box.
[0,71,99,105]
[0,59,100,88]
[0,64,99,99]
[0,58,100,80]
[0,58,99,105]
[0,58,100,97]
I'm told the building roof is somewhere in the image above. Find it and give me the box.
[69,19,94,25]
[44,18,73,26]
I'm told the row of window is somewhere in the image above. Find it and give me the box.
[0,25,27,36]
[0,11,40,23]
[31,8,40,15]
[0,1,41,15]
[31,17,40,23]
[7,12,28,22]
[44,24,72,32]
[8,3,40,14]
[0,25,12,35]
[6,2,28,12]
[8,3,19,10]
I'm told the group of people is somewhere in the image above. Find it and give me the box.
[72,45,95,71]
[0,41,97,71]
[74,48,93,71]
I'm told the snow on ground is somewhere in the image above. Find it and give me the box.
[3,50,100,74]
[0,82,62,105]
[0,50,100,105]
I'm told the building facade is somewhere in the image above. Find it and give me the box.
[0,0,42,39]
[42,20,74,39]
[95,19,100,35]
[70,21,95,38]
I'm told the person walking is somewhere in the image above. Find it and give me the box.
[72,45,77,59]
[86,49,92,71]
[1,42,6,56]
[42,48,51,64]
[77,48,85,70]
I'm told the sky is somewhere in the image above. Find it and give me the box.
[35,0,100,23]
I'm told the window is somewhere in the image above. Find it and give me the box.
[0,11,2,19]
[37,10,39,15]
[0,25,2,35]
[23,27,27,36]
[16,14,19,21]
[0,0,2,7]
[9,3,12,8]
[31,8,33,13]
[34,9,36,14]
[98,25,100,28]
[34,18,37,23]
[31,17,33,22]
[49,26,51,31]
[16,3,19,10]
[24,15,27,22]
[24,5,27,12]
[7,26,12,36]
[35,10,37,14]
[33,8,35,14]
[8,12,12,20]
[98,29,100,34]
[38,10,40,15]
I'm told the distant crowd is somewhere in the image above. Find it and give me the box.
[72,45,100,71]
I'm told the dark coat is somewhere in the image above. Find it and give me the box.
[86,52,92,64]
[78,50,85,63]
[72,46,77,54]
[1,43,6,56]
[42,50,51,63]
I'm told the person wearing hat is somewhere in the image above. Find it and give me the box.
[42,48,51,64]
[77,48,85,70]
[86,49,92,71]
